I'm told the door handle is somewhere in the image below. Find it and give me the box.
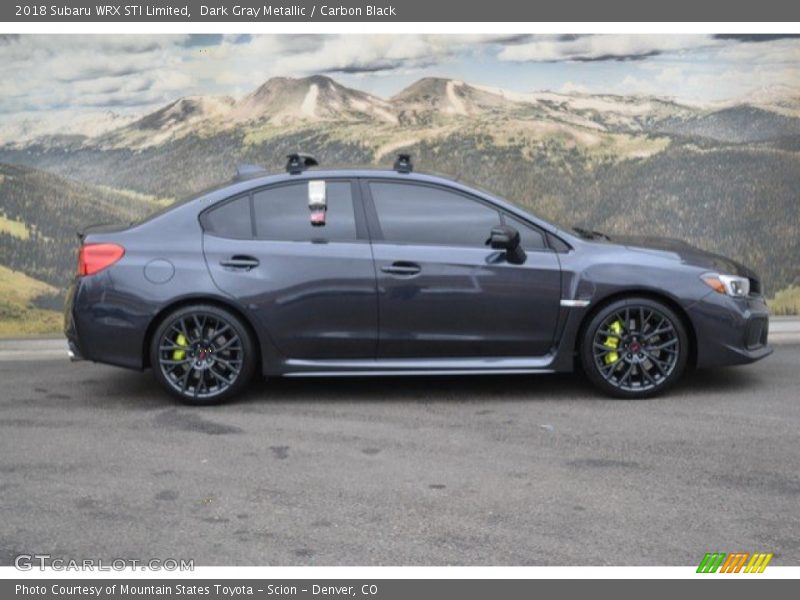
[381,261,421,276]
[220,255,260,271]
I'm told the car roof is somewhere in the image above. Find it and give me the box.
[233,168,461,187]
[204,168,505,207]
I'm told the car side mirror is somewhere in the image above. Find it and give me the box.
[488,225,527,264]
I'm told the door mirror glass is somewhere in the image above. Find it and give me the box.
[488,225,526,264]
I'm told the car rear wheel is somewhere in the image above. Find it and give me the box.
[580,297,688,399]
[150,305,256,405]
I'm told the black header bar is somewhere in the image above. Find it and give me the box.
[4,0,800,22]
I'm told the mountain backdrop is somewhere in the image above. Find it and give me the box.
[1,74,799,332]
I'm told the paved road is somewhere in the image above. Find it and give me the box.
[1,345,799,566]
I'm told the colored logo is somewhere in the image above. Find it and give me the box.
[697,552,773,573]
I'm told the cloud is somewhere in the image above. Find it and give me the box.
[0,35,191,113]
[268,35,505,76]
[713,34,800,43]
[497,34,722,62]
[714,38,800,64]
[0,34,535,117]
[559,81,590,94]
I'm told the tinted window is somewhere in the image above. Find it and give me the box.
[253,181,357,242]
[504,215,546,249]
[202,195,252,239]
[370,182,501,247]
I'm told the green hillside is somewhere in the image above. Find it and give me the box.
[0,162,163,288]
[770,286,800,316]
[0,264,61,337]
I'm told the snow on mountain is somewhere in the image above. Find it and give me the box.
[392,77,518,120]
[738,84,800,117]
[233,75,396,124]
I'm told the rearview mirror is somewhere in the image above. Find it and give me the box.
[488,225,526,264]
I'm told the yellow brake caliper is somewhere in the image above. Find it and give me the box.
[603,320,623,365]
[173,333,188,361]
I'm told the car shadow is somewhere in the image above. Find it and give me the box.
[76,362,766,409]
[241,372,595,405]
[237,365,764,406]
[671,365,766,395]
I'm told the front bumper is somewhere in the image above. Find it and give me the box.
[688,292,773,368]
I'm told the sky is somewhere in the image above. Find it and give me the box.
[0,33,798,126]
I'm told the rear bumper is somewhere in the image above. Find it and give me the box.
[66,339,84,361]
[63,275,147,370]
[64,282,84,361]
[688,292,773,368]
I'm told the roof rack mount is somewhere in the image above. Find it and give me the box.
[394,153,413,174]
[286,153,319,175]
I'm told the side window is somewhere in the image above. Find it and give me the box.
[253,181,357,242]
[369,182,501,247]
[504,214,547,250]
[201,195,252,239]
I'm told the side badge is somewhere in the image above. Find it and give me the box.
[308,180,327,227]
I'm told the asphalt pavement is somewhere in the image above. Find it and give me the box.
[0,333,799,566]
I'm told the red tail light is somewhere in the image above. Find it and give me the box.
[78,243,125,276]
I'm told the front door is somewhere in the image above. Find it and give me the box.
[363,180,561,358]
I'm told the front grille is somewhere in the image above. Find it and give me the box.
[745,317,768,350]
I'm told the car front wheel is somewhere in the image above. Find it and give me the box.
[150,304,256,405]
[580,297,688,399]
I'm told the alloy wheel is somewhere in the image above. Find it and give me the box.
[157,312,244,400]
[591,305,680,393]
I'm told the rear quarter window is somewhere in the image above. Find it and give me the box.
[200,195,252,239]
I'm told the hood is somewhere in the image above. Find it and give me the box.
[610,235,757,279]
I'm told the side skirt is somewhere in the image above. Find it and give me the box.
[280,355,558,377]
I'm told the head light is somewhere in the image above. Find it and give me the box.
[701,273,750,297]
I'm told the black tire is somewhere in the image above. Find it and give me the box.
[580,297,688,399]
[150,304,256,405]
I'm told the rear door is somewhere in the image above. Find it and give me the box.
[363,179,561,358]
[202,179,378,359]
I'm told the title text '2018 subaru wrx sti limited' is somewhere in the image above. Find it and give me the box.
[65,154,772,404]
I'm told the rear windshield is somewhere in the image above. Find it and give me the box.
[131,181,234,226]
